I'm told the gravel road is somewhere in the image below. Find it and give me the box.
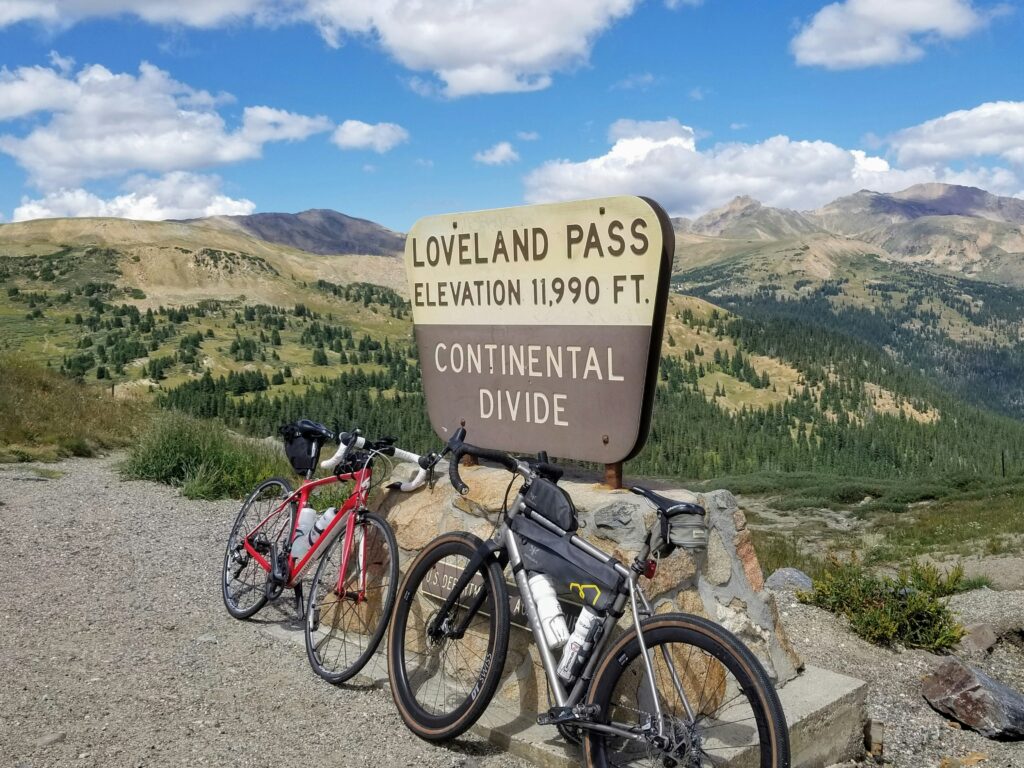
[0,455,528,768]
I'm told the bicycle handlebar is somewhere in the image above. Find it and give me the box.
[320,432,439,493]
[445,426,522,496]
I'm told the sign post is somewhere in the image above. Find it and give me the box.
[405,196,673,466]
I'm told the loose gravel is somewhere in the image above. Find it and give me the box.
[0,455,528,768]
[4,454,1023,768]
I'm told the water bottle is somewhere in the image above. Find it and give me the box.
[557,606,601,682]
[528,573,569,649]
[290,506,317,560]
[308,506,339,547]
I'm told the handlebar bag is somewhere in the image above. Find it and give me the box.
[523,477,578,532]
[511,515,622,612]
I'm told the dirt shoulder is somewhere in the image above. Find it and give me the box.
[0,455,525,768]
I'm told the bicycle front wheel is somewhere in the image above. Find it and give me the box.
[387,531,510,742]
[584,613,789,768]
[305,511,399,684]
[222,477,293,620]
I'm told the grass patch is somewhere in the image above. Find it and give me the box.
[122,411,293,499]
[750,530,827,581]
[799,556,966,652]
[0,354,145,461]
[865,488,1024,563]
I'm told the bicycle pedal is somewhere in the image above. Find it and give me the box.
[538,706,576,726]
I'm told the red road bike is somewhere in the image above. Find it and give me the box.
[222,419,437,683]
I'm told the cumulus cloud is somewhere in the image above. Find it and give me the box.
[0,61,330,188]
[331,120,409,153]
[2,0,640,98]
[474,141,519,166]
[792,0,991,69]
[12,172,255,221]
[0,63,80,119]
[890,101,1024,166]
[308,0,640,97]
[524,116,1021,216]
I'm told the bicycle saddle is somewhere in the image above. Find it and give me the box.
[294,419,333,440]
[630,486,705,517]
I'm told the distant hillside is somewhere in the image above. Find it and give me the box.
[689,196,822,240]
[810,184,1024,235]
[0,216,405,308]
[198,209,405,257]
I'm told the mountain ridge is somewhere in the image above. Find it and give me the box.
[192,208,405,257]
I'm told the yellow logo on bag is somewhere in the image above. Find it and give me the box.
[569,582,601,605]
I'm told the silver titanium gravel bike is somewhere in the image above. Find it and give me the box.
[387,426,789,768]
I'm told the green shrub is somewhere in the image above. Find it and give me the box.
[122,411,292,499]
[799,555,965,652]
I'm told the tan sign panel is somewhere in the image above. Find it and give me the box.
[405,196,673,463]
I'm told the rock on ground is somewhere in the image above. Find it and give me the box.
[923,656,1024,740]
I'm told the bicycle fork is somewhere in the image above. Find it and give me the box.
[630,580,698,745]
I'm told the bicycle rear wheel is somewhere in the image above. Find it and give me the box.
[305,511,399,684]
[387,532,510,742]
[584,613,789,768]
[222,477,294,620]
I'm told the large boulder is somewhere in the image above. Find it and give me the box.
[922,656,1024,739]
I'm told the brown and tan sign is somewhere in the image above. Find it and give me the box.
[405,196,673,463]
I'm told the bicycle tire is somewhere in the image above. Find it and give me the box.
[388,531,510,742]
[305,511,399,684]
[222,477,294,620]
[584,613,790,768]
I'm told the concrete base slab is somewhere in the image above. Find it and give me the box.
[260,622,866,768]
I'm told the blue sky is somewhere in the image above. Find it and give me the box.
[0,0,1021,231]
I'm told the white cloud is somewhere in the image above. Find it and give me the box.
[890,101,1024,166]
[241,106,331,143]
[0,61,330,188]
[0,0,277,29]
[688,86,705,101]
[609,118,695,146]
[331,119,409,153]
[12,172,255,221]
[792,0,990,69]
[517,131,540,141]
[611,72,655,91]
[0,64,80,119]
[730,122,748,131]
[524,117,1021,217]
[2,1,641,98]
[474,141,519,165]
[47,50,75,74]
[308,0,640,97]
[665,0,702,7]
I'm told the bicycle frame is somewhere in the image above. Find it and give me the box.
[242,465,372,590]
[435,485,693,746]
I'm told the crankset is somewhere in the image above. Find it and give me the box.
[264,543,288,601]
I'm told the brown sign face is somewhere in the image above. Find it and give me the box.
[405,196,673,463]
